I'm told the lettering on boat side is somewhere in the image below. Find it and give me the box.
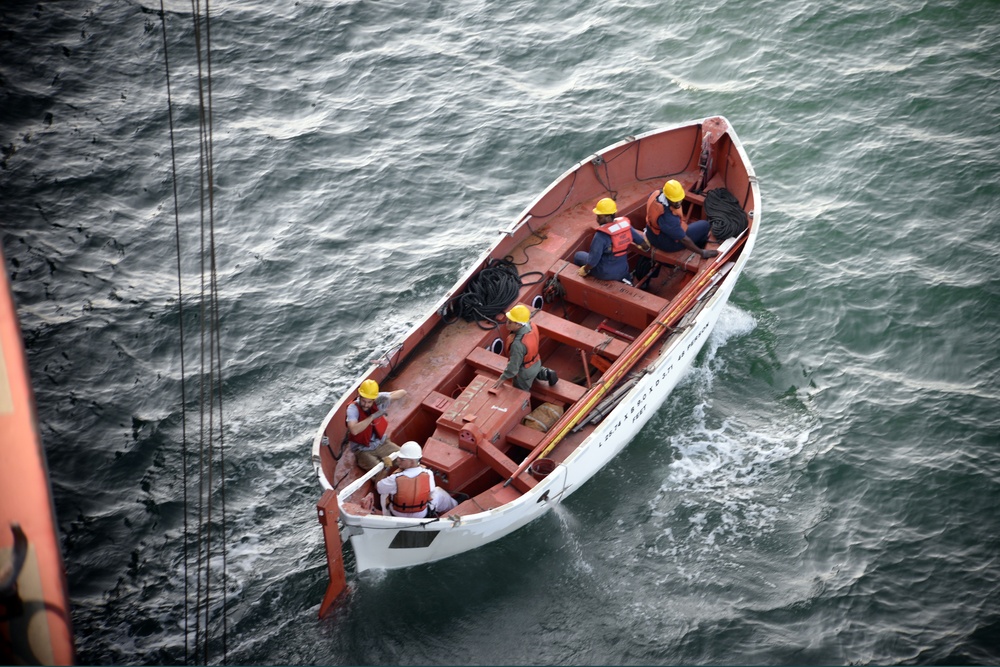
[631,399,648,424]
[599,322,715,443]
[604,418,624,442]
[388,530,439,549]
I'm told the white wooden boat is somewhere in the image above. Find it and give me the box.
[312,116,760,615]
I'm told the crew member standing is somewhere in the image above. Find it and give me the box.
[492,304,558,391]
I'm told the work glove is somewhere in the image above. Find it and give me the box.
[382,456,394,470]
[577,265,589,277]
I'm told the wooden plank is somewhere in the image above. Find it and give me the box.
[506,422,546,450]
[421,390,453,415]
[465,346,586,405]
[555,262,668,330]
[646,247,705,273]
[531,309,628,360]
[476,437,535,493]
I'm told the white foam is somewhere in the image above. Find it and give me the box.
[678,304,758,394]
[637,305,817,576]
[707,303,758,361]
[550,503,593,575]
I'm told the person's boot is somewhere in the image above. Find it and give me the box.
[547,368,559,387]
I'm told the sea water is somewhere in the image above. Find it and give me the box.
[2,0,999,663]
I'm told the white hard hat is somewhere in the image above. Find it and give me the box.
[398,441,423,460]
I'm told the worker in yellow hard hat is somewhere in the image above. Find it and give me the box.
[345,378,408,474]
[492,304,558,391]
[644,179,718,259]
[573,197,650,285]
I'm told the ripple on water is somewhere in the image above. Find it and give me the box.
[3,0,1000,663]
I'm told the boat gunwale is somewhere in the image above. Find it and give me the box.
[313,116,761,553]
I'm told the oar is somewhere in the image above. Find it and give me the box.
[504,231,747,487]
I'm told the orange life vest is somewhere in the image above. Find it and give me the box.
[645,190,667,235]
[348,399,388,449]
[391,471,432,513]
[597,217,633,257]
[505,324,540,368]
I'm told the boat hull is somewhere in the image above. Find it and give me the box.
[313,116,760,589]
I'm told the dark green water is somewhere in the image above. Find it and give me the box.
[2,0,999,664]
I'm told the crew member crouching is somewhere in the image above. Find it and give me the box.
[375,441,459,518]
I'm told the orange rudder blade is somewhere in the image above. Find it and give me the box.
[316,490,348,618]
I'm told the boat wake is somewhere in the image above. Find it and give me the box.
[638,304,817,578]
[550,503,594,575]
[687,302,759,392]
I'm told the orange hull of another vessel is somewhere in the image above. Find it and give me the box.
[1,246,75,665]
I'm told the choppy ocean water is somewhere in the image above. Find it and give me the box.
[3,0,1000,664]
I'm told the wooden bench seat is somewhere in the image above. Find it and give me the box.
[506,422,546,450]
[531,309,629,361]
[448,481,523,516]
[555,262,669,330]
[465,346,586,406]
[646,246,705,273]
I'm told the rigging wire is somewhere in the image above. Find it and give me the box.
[160,0,228,662]
[157,0,190,660]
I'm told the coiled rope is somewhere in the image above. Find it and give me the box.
[443,258,544,329]
[705,187,749,241]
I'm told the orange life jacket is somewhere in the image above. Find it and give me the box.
[505,324,540,368]
[391,471,432,513]
[645,190,667,235]
[597,217,633,257]
[348,399,388,449]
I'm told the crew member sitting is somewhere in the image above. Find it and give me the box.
[645,179,718,259]
[376,441,459,518]
[573,197,650,284]
[346,379,407,476]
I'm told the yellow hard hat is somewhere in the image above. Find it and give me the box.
[506,304,531,324]
[358,379,379,400]
[662,179,685,202]
[592,197,617,215]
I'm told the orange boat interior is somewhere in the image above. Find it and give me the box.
[321,120,753,518]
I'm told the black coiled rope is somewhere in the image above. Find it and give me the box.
[705,187,749,241]
[443,258,543,329]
